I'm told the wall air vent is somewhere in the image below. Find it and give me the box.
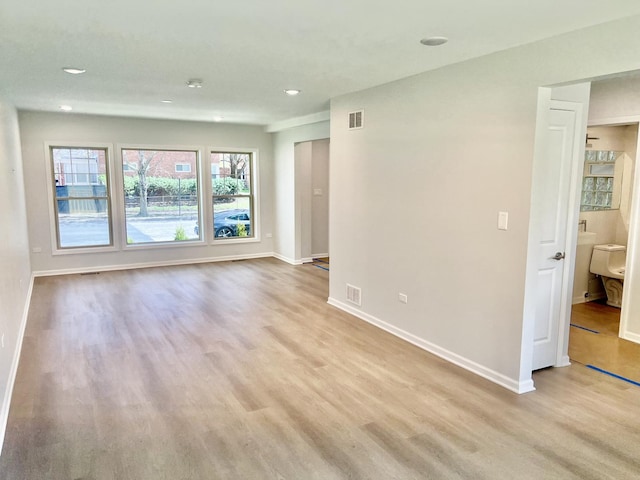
[346,284,362,306]
[348,110,364,130]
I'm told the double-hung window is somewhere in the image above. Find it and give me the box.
[121,148,200,244]
[211,151,254,239]
[49,146,113,249]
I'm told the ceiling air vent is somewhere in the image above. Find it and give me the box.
[348,110,364,130]
[346,284,362,306]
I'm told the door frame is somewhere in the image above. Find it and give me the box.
[521,86,590,388]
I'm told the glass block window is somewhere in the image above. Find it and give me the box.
[580,150,621,212]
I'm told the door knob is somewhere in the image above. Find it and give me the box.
[550,252,565,260]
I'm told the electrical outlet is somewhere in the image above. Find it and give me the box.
[399,293,408,304]
[266,233,273,238]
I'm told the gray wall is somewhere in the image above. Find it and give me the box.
[0,100,31,450]
[296,138,330,260]
[311,139,330,257]
[19,112,275,274]
[329,14,640,391]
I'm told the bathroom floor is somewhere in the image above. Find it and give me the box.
[569,300,640,385]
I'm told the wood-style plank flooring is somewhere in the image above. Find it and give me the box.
[569,301,640,384]
[2,258,640,479]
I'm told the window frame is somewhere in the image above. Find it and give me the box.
[208,147,260,244]
[45,142,117,255]
[118,145,205,248]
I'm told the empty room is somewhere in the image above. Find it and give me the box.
[2,2,640,479]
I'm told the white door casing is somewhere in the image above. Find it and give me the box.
[531,101,585,371]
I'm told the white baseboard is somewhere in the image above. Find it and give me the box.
[311,253,329,259]
[556,355,571,367]
[0,274,34,455]
[327,297,532,394]
[32,252,275,277]
[272,253,307,265]
[620,329,640,345]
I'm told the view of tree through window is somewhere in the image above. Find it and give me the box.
[50,147,112,248]
[122,149,200,244]
[211,152,253,238]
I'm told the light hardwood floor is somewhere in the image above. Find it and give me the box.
[2,258,640,479]
[569,301,640,385]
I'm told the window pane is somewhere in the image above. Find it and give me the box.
[211,151,254,240]
[51,147,112,249]
[212,197,252,238]
[122,149,200,244]
[59,208,111,248]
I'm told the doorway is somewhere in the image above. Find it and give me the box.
[525,75,640,388]
[568,119,640,384]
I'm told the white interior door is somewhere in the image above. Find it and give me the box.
[532,105,580,370]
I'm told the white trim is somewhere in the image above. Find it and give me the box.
[589,115,640,127]
[44,142,116,254]
[311,253,329,259]
[620,330,640,344]
[32,252,274,277]
[265,111,330,133]
[207,147,261,245]
[272,253,305,265]
[0,274,34,454]
[327,297,535,395]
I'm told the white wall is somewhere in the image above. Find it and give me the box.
[329,14,640,392]
[272,121,329,264]
[0,100,31,452]
[19,112,274,274]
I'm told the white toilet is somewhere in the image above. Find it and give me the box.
[589,244,626,308]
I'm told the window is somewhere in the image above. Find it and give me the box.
[122,149,200,244]
[580,150,622,211]
[211,151,254,239]
[49,147,112,249]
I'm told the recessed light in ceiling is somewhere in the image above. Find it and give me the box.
[186,79,203,88]
[284,89,301,96]
[62,67,86,75]
[420,36,448,47]
[161,100,173,104]
[59,105,73,111]
[213,116,224,122]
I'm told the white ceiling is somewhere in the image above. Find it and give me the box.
[2,1,640,126]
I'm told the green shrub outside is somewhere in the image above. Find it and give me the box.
[123,176,246,197]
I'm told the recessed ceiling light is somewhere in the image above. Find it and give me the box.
[161,100,173,104]
[284,89,301,96]
[62,67,86,75]
[186,79,203,88]
[59,105,73,111]
[420,36,448,46]
[213,116,224,122]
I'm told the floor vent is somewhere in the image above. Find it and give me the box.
[346,284,362,306]
[348,110,364,130]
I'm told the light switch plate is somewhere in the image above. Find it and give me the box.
[498,211,509,230]
[313,188,323,196]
